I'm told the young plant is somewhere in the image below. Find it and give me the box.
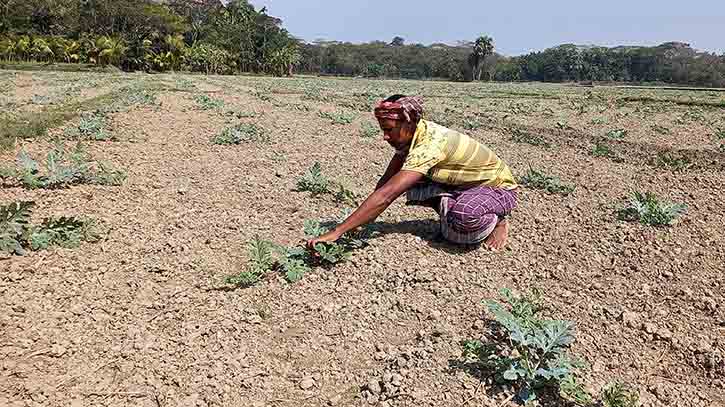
[71,110,112,141]
[591,143,622,162]
[714,127,725,140]
[591,117,608,125]
[520,167,575,195]
[29,216,99,251]
[463,288,587,405]
[225,236,312,286]
[212,124,267,145]
[605,129,628,140]
[296,162,332,195]
[651,124,671,135]
[0,201,33,255]
[225,236,275,287]
[193,94,224,110]
[601,381,640,407]
[652,152,690,171]
[617,191,686,226]
[7,142,125,189]
[463,117,482,130]
[304,210,372,267]
[333,184,359,205]
[0,201,99,256]
[510,129,551,148]
[319,110,356,125]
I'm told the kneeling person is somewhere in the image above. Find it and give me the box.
[308,95,518,250]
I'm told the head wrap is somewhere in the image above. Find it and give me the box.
[374,96,423,123]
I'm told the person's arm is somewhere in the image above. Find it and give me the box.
[375,152,406,190]
[308,170,424,246]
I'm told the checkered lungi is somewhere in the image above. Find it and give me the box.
[406,182,518,244]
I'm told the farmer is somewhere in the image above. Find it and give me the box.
[308,95,518,250]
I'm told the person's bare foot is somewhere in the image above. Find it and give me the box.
[484,219,509,251]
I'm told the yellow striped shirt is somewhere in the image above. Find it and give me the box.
[401,119,518,189]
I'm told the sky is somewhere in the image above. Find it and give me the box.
[249,0,725,56]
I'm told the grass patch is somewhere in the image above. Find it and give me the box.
[520,167,575,195]
[617,191,686,226]
[212,124,267,145]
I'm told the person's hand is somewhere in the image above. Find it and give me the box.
[306,230,341,250]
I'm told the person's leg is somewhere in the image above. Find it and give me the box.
[439,186,518,246]
[406,181,452,213]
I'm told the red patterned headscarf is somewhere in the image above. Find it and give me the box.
[374,95,423,123]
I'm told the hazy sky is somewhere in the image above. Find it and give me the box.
[249,1,724,55]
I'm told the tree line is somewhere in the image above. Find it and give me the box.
[0,0,300,75]
[1,1,724,87]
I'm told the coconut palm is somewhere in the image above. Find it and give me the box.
[469,35,494,81]
[0,37,16,61]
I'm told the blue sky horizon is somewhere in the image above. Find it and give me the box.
[249,1,724,56]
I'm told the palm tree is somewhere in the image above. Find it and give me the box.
[469,36,494,81]
[0,38,16,61]
[15,36,31,62]
[96,36,127,67]
[164,34,187,70]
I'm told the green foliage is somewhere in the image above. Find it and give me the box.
[5,142,125,189]
[520,167,575,195]
[0,201,99,256]
[333,184,359,205]
[617,191,686,226]
[652,152,691,171]
[462,117,483,130]
[0,201,34,256]
[296,162,332,195]
[360,122,379,138]
[225,237,274,287]
[510,129,551,148]
[29,216,99,251]
[303,212,372,267]
[194,94,225,110]
[65,110,113,141]
[601,381,640,407]
[591,143,622,162]
[225,236,311,287]
[212,124,267,145]
[605,129,628,140]
[319,110,356,125]
[591,117,608,125]
[714,128,725,140]
[464,288,587,405]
